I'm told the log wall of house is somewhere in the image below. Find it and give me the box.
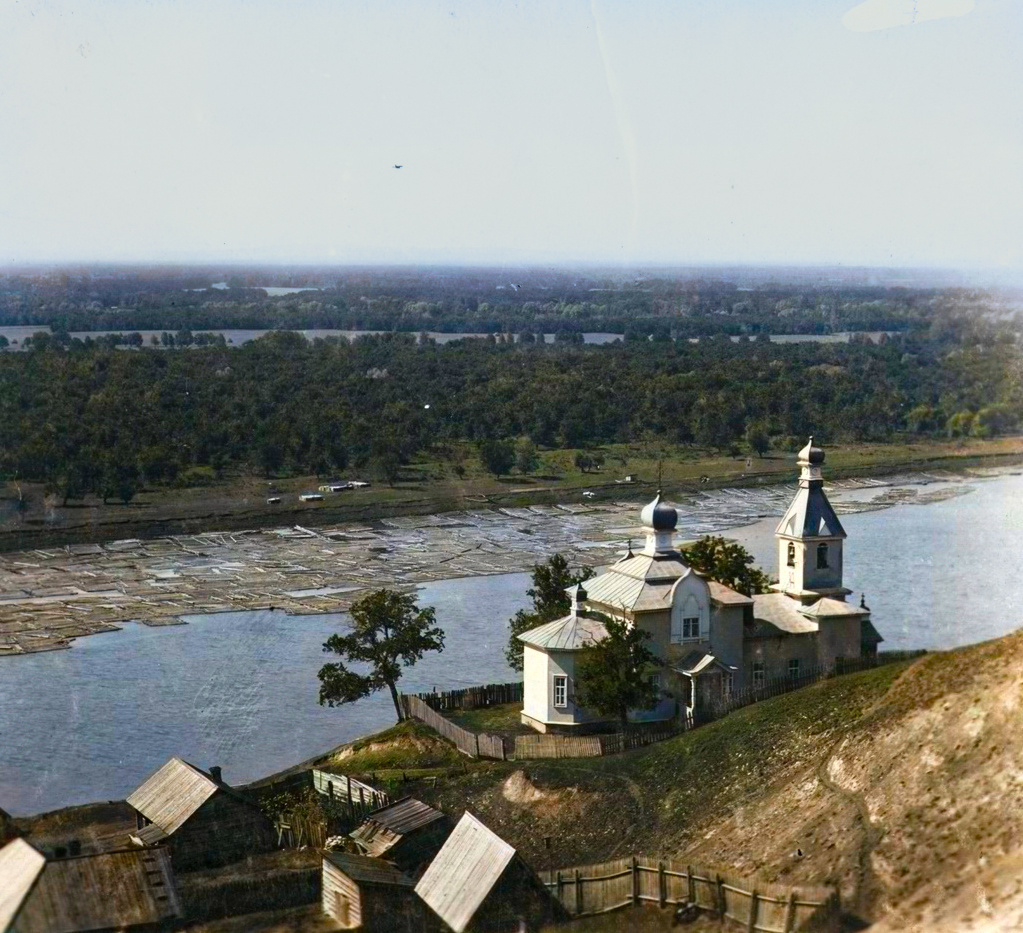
[169,793,275,872]
[322,860,363,929]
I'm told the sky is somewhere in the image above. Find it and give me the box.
[0,0,1020,270]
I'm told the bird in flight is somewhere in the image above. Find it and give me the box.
[394,164,403,169]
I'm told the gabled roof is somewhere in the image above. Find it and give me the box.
[775,484,846,539]
[862,619,885,644]
[518,613,608,651]
[126,758,220,835]
[323,851,414,887]
[674,651,738,675]
[0,838,45,933]
[415,812,517,933]
[350,798,446,859]
[12,848,181,933]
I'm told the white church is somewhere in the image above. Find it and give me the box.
[518,438,884,733]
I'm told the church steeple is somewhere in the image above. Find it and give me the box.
[772,437,850,602]
[639,491,678,556]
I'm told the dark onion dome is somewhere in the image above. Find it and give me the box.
[798,436,825,465]
[640,492,678,531]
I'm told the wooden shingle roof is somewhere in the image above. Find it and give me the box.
[415,812,516,933]
[323,851,414,887]
[0,839,45,933]
[125,757,219,835]
[11,848,181,933]
[350,797,446,859]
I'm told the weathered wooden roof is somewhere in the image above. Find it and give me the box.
[12,848,181,933]
[350,798,446,858]
[415,812,516,933]
[323,851,414,887]
[0,838,45,933]
[125,757,219,835]
[707,580,755,607]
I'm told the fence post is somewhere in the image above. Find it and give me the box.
[783,889,797,933]
[716,874,726,918]
[658,861,666,908]
[747,891,758,933]
[687,864,696,905]
[556,871,563,909]
[632,856,640,906]
[575,868,583,916]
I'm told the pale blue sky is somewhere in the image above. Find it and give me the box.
[1,0,1020,270]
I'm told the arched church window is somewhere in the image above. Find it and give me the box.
[786,543,796,567]
[817,543,829,569]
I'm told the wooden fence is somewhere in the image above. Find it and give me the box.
[545,857,840,932]
[513,718,692,760]
[412,681,524,712]
[400,694,508,760]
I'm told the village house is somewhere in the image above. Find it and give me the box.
[349,797,452,872]
[126,757,275,871]
[415,812,565,933]
[0,837,181,933]
[519,438,883,732]
[321,851,422,932]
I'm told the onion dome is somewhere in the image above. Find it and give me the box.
[797,436,825,465]
[640,492,678,531]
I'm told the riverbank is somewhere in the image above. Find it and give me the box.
[0,463,1006,658]
[1,436,1020,553]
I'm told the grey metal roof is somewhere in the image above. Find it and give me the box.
[323,851,414,887]
[518,613,608,651]
[414,812,516,933]
[801,597,868,618]
[674,651,737,675]
[125,758,219,835]
[579,553,694,612]
[862,619,885,644]
[12,848,181,933]
[775,483,846,539]
[0,838,45,933]
[750,593,820,635]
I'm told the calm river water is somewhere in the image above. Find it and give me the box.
[1,474,1022,815]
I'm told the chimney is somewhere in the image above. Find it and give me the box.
[209,766,223,784]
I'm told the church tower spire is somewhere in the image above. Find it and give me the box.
[772,437,850,603]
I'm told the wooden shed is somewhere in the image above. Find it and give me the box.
[415,812,566,933]
[127,757,275,871]
[322,851,422,932]
[349,797,452,871]
[1,837,181,933]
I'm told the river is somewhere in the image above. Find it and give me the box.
[1,474,1021,815]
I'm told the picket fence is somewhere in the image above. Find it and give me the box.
[412,681,524,711]
[545,857,840,932]
[400,694,508,760]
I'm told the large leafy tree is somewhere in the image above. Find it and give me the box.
[681,535,770,596]
[318,589,444,722]
[574,613,662,731]
[506,554,595,671]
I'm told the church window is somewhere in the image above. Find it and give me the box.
[752,662,765,687]
[553,675,568,709]
[682,617,700,641]
[816,543,829,569]
[787,543,796,567]
[788,658,801,679]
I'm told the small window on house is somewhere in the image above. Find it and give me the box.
[787,542,796,567]
[788,658,801,679]
[553,675,568,709]
[752,662,766,687]
[816,543,829,569]
[682,617,700,641]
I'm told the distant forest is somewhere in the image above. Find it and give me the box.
[0,283,1019,502]
[0,265,1004,338]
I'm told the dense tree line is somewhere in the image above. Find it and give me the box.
[0,267,989,338]
[0,307,1019,503]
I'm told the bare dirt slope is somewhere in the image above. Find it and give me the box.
[680,632,1023,931]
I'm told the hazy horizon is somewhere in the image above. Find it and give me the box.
[3,0,1021,272]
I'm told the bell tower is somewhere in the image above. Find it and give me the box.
[773,437,850,603]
